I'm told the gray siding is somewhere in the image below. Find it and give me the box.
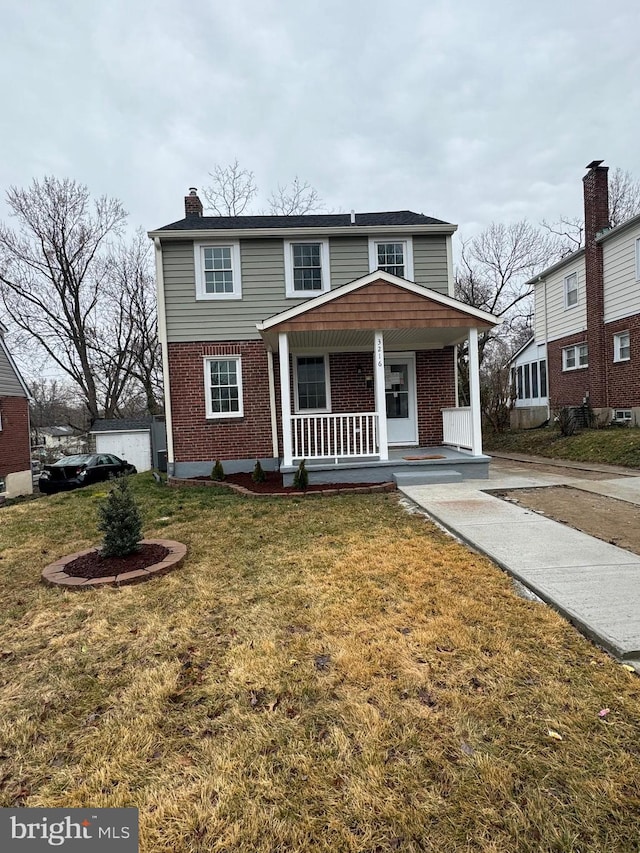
[329,236,369,287]
[413,235,448,294]
[0,344,26,396]
[163,233,451,343]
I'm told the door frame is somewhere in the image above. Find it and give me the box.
[384,351,418,446]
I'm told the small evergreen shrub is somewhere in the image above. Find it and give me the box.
[98,477,143,558]
[293,459,308,490]
[252,460,266,483]
[211,460,225,481]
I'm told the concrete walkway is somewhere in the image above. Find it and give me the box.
[400,455,640,668]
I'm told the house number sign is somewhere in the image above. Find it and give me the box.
[376,337,383,368]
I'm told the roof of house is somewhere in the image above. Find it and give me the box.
[90,417,152,433]
[40,425,76,437]
[0,321,32,400]
[155,210,452,232]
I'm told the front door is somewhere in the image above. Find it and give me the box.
[384,354,418,445]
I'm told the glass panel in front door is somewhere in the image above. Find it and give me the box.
[385,363,409,419]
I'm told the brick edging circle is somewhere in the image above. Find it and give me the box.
[41,539,187,589]
[167,477,396,497]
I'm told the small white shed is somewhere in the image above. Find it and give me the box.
[90,419,153,472]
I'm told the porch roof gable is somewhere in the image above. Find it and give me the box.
[256,270,500,335]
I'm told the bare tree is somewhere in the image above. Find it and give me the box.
[455,220,558,405]
[29,378,87,432]
[0,177,162,421]
[202,160,323,216]
[201,159,257,216]
[267,176,322,215]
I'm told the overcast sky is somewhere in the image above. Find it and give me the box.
[1,0,639,243]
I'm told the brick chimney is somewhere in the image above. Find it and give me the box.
[184,187,203,218]
[583,161,610,409]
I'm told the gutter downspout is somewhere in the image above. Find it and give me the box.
[153,238,175,474]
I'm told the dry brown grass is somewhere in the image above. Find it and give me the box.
[1,476,639,852]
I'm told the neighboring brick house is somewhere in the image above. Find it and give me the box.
[149,192,499,485]
[0,322,33,498]
[511,161,640,428]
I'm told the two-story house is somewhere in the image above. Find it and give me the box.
[511,161,640,428]
[149,192,499,486]
[0,321,33,499]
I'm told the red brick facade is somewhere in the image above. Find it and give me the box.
[0,395,31,478]
[168,341,457,466]
[583,164,610,408]
[547,332,592,408]
[605,314,640,408]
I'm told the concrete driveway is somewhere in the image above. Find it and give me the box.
[399,455,640,669]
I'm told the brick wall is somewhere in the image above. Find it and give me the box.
[168,342,458,465]
[605,314,640,408]
[547,332,592,409]
[0,395,31,477]
[168,341,274,463]
[583,164,609,407]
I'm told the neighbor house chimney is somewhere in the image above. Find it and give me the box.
[185,187,203,218]
[583,160,610,409]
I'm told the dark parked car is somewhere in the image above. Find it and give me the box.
[38,454,137,494]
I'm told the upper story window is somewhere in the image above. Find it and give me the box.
[194,242,242,300]
[564,272,578,309]
[284,240,330,297]
[614,331,630,362]
[562,343,588,371]
[204,356,244,418]
[636,237,640,281]
[369,238,414,280]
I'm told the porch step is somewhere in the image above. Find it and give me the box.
[393,470,464,487]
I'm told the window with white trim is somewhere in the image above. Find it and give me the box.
[564,272,578,308]
[614,331,630,362]
[636,237,640,281]
[204,356,243,418]
[514,359,547,401]
[613,409,632,422]
[194,242,242,300]
[369,238,414,280]
[562,343,588,371]
[284,240,330,297]
[294,355,330,412]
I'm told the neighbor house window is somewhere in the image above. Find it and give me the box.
[564,272,578,308]
[613,409,632,422]
[0,476,5,494]
[194,242,242,300]
[562,343,588,371]
[204,356,243,418]
[284,240,330,297]
[614,331,630,362]
[369,238,414,280]
[295,355,330,412]
[514,359,547,401]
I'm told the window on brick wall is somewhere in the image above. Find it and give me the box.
[194,242,242,300]
[564,272,578,308]
[294,355,330,412]
[614,331,630,362]
[0,476,5,494]
[562,343,588,371]
[204,356,244,418]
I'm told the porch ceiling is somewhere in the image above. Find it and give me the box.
[260,326,471,352]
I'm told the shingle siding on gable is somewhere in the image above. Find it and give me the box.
[162,234,451,343]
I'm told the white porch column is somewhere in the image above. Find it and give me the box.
[373,330,389,461]
[278,332,293,466]
[468,327,483,457]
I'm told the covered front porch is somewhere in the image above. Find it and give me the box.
[257,270,499,485]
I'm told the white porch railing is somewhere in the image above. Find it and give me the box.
[291,413,379,461]
[442,407,472,450]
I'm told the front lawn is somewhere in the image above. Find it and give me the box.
[1,477,639,852]
[485,425,640,468]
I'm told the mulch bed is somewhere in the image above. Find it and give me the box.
[63,543,170,580]
[193,471,381,494]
